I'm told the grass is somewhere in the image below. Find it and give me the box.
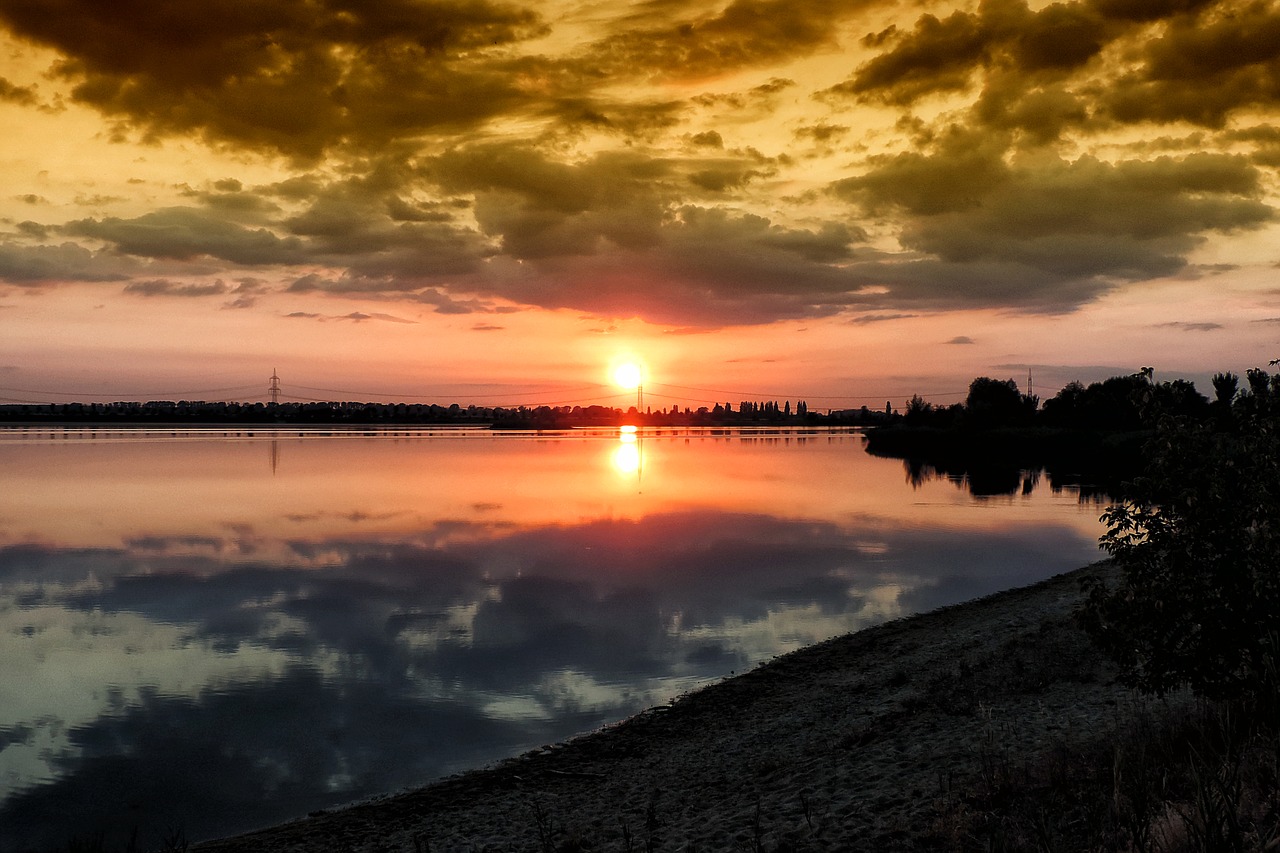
[917,687,1280,851]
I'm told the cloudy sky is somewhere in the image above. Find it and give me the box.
[1,0,1278,407]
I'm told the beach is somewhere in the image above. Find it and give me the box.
[188,561,1172,852]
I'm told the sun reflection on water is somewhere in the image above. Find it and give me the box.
[611,426,642,478]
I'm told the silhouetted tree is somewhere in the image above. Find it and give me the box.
[1082,368,1280,712]
[1151,378,1209,420]
[965,377,1026,428]
[1045,374,1149,431]
[1211,372,1239,408]
[904,394,933,425]
[1209,371,1240,429]
[1042,380,1087,428]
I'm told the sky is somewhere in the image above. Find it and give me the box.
[1,0,1278,410]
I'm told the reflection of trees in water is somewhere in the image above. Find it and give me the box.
[902,457,1114,502]
[868,415,1147,503]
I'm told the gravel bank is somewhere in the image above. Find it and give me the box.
[195,562,1148,852]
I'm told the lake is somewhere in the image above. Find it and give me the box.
[0,426,1105,849]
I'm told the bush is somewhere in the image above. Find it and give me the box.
[1081,370,1280,714]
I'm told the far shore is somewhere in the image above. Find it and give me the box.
[193,561,1172,852]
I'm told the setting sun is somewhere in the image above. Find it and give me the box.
[613,362,644,390]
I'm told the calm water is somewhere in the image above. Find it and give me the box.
[0,426,1104,849]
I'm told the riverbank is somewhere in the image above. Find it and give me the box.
[192,561,1206,852]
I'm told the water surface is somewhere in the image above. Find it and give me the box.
[0,426,1103,848]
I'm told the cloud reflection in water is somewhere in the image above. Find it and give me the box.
[0,429,1101,849]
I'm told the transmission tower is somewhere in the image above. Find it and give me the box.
[268,369,281,405]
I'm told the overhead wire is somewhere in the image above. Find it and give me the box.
[647,382,971,403]
[0,384,263,399]
[289,382,612,400]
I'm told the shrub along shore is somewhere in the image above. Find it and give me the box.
[188,563,1277,852]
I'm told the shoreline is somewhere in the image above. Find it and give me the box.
[193,561,1156,852]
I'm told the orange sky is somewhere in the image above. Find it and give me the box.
[1,0,1278,408]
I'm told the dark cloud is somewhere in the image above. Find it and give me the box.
[1087,0,1217,23]
[0,0,546,160]
[972,75,1089,143]
[340,311,416,324]
[405,287,512,315]
[840,6,991,103]
[947,335,976,344]
[535,93,687,140]
[276,168,493,278]
[15,220,48,239]
[0,75,36,105]
[0,240,137,284]
[475,204,872,325]
[795,123,850,142]
[831,129,1273,310]
[280,308,415,323]
[584,1,853,83]
[428,144,671,259]
[181,184,282,217]
[830,0,1280,147]
[285,271,495,310]
[73,193,125,207]
[688,162,769,192]
[1100,2,1280,128]
[1224,124,1280,167]
[66,207,307,265]
[410,139,888,323]
[849,312,918,324]
[1155,321,1224,331]
[123,278,230,297]
[832,0,1114,110]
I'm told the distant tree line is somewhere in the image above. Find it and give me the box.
[0,398,847,427]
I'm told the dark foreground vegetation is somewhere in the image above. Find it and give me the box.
[882,364,1280,850]
[872,363,1280,710]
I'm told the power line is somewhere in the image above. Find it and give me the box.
[648,382,970,402]
[0,384,262,398]
[288,382,611,400]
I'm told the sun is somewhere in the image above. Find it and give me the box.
[612,361,643,390]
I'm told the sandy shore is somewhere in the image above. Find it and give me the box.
[194,562,1151,852]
